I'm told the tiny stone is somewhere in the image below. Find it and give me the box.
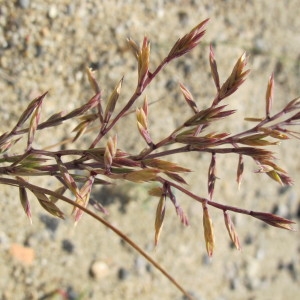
[18,0,30,9]
[48,5,58,19]
[178,11,189,26]
[255,247,265,260]
[134,256,146,275]
[66,286,78,300]
[252,37,268,55]
[89,61,101,70]
[277,260,285,270]
[271,203,289,218]
[145,263,152,273]
[278,185,290,195]
[229,278,239,290]
[89,261,109,279]
[75,71,83,81]
[201,254,211,265]
[117,267,129,280]
[0,231,10,249]
[39,214,60,232]
[10,243,35,266]
[181,291,203,300]
[62,239,75,254]
[165,79,177,91]
[296,201,300,219]
[244,233,254,245]
[35,44,43,57]
[286,261,298,281]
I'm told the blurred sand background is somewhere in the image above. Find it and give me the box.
[0,1,299,299]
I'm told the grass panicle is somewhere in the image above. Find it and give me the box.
[0,19,298,300]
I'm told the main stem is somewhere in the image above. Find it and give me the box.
[0,177,195,300]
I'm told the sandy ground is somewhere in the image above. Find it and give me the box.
[0,1,299,299]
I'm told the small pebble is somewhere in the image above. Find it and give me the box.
[117,267,129,280]
[181,291,203,300]
[10,243,35,266]
[165,79,177,91]
[296,201,300,219]
[0,231,10,249]
[18,0,30,9]
[252,37,268,55]
[286,261,298,281]
[229,278,240,290]
[66,286,78,300]
[271,203,289,218]
[201,254,212,265]
[48,5,58,19]
[62,239,75,254]
[89,261,109,279]
[244,233,254,245]
[134,256,146,275]
[178,11,189,26]
[278,185,290,195]
[39,214,60,232]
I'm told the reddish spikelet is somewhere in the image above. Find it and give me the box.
[250,211,296,231]
[236,154,244,189]
[266,73,274,118]
[127,37,140,60]
[74,174,96,224]
[202,204,215,257]
[136,96,153,145]
[237,133,279,146]
[258,127,290,140]
[136,105,153,145]
[184,105,235,127]
[235,147,275,161]
[13,92,48,132]
[0,137,21,154]
[214,53,250,105]
[283,97,300,113]
[86,67,101,94]
[167,19,209,61]
[179,83,198,113]
[63,93,101,120]
[32,191,64,219]
[19,186,32,224]
[124,169,160,183]
[142,96,149,117]
[175,206,189,226]
[103,78,123,124]
[27,94,44,150]
[72,114,98,142]
[209,45,220,91]
[224,211,241,250]
[166,185,189,226]
[165,172,188,185]
[154,194,166,247]
[208,153,216,200]
[143,159,190,173]
[55,156,80,198]
[266,170,294,186]
[104,135,118,172]
[254,159,294,186]
[86,68,103,123]
[137,37,150,88]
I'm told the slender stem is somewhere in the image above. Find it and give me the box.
[135,144,258,161]
[159,177,253,216]
[0,177,195,300]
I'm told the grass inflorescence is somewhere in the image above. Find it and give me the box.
[0,19,299,300]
